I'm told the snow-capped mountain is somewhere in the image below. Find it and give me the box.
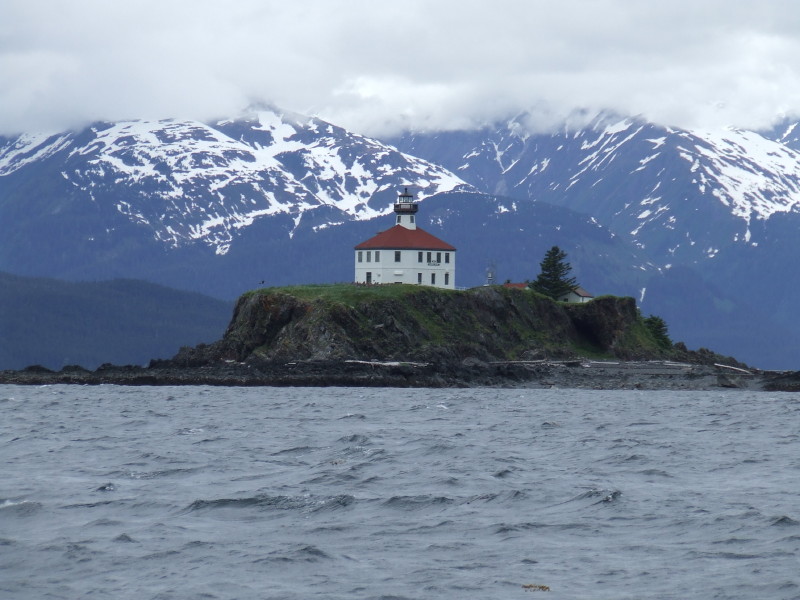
[3,106,800,368]
[0,108,470,256]
[390,114,800,267]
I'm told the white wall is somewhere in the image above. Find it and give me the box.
[559,290,593,303]
[354,248,456,289]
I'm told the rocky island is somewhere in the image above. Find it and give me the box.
[2,284,798,390]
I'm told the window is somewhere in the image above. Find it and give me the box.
[445,253,450,264]
[375,251,380,262]
[431,273,436,285]
[436,252,441,263]
[445,273,450,286]
[427,251,432,262]
[417,273,422,284]
[418,252,423,263]
[396,215,401,224]
[358,251,362,263]
[410,215,415,224]
[395,250,401,262]
[366,251,371,263]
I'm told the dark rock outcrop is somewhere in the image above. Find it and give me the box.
[171,286,664,368]
[563,295,642,358]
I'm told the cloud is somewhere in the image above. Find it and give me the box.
[3,0,800,136]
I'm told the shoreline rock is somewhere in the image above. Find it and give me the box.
[1,358,796,391]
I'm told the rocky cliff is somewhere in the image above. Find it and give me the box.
[170,285,681,367]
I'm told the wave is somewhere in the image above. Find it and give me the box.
[269,445,317,456]
[494,521,589,534]
[338,413,366,420]
[121,467,201,480]
[252,544,332,564]
[176,427,205,435]
[86,518,124,527]
[337,433,370,444]
[623,453,647,462]
[0,499,42,516]
[637,468,673,477]
[183,493,356,514]
[381,495,454,510]
[464,490,527,505]
[492,468,515,478]
[771,515,799,527]
[555,488,623,506]
[62,500,118,509]
[690,550,762,560]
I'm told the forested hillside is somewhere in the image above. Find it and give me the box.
[0,273,231,370]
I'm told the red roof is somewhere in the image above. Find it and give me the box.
[355,225,456,251]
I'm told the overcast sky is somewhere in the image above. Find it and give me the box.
[4,0,800,136]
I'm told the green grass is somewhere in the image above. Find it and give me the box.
[245,283,462,306]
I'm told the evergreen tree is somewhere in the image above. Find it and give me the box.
[529,246,578,300]
[643,314,673,349]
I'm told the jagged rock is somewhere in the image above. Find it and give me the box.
[563,296,640,357]
[172,286,665,366]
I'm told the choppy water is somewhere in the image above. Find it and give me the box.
[1,385,799,599]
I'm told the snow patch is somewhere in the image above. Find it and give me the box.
[632,152,660,172]
[0,133,73,175]
[603,119,633,136]
[780,122,797,142]
[688,126,800,222]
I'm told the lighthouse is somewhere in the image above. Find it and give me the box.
[393,186,419,229]
[354,188,456,288]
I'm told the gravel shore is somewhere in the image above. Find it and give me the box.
[2,359,797,391]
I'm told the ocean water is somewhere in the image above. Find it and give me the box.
[1,385,799,600]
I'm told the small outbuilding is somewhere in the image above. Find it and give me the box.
[558,286,594,303]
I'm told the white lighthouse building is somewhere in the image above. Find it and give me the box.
[354,188,456,288]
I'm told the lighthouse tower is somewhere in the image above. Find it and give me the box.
[394,186,419,229]
[353,187,456,288]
